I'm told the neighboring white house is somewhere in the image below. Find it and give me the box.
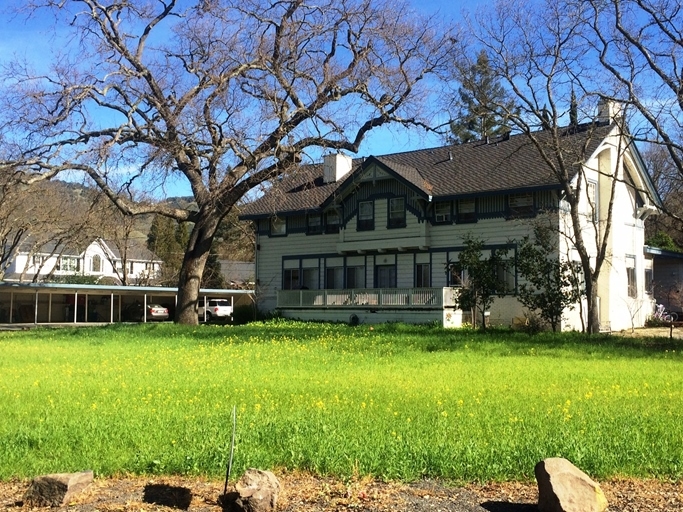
[240,109,662,331]
[5,238,162,285]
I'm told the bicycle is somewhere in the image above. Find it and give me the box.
[653,304,678,322]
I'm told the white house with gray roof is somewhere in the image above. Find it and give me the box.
[241,113,662,331]
[5,238,162,285]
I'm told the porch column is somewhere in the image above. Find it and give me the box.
[34,290,38,324]
[110,292,114,323]
[73,292,78,323]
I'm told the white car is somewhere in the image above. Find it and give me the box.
[198,299,233,322]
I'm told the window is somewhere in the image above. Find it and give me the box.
[587,181,598,222]
[326,267,344,289]
[456,198,477,223]
[448,263,468,287]
[325,210,341,234]
[644,268,653,295]
[376,265,397,288]
[128,261,135,275]
[496,260,515,294]
[508,193,534,218]
[302,267,319,289]
[283,268,300,290]
[626,255,637,298]
[58,256,79,272]
[434,202,451,223]
[270,217,286,236]
[91,255,102,273]
[346,266,365,288]
[416,263,430,287]
[307,214,322,235]
[388,197,406,228]
[357,201,374,231]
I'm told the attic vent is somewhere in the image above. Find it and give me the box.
[323,153,353,184]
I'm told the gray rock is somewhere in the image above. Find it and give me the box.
[535,458,608,512]
[234,469,281,512]
[23,470,94,507]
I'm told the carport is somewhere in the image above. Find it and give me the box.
[0,282,253,325]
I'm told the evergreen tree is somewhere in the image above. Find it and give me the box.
[449,50,517,143]
[147,215,187,286]
[516,226,584,332]
[445,236,509,329]
[569,88,579,127]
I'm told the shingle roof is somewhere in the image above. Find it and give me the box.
[240,122,615,218]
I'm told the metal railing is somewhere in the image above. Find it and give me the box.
[278,287,458,309]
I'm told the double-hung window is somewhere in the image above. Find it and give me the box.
[270,217,287,236]
[456,199,477,223]
[283,268,300,290]
[388,197,406,228]
[626,255,637,298]
[434,202,451,223]
[357,201,374,231]
[325,210,341,233]
[415,263,430,287]
[508,193,534,218]
[307,214,322,235]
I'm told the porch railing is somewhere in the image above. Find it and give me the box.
[277,287,458,309]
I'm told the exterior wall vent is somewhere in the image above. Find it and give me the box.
[323,153,353,183]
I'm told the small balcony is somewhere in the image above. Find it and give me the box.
[277,287,458,309]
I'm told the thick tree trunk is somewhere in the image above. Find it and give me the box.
[175,215,219,324]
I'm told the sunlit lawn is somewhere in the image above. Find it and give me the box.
[0,321,681,482]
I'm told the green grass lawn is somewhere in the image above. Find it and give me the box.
[0,321,681,482]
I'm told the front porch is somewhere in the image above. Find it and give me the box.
[276,287,463,327]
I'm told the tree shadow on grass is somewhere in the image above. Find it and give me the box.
[143,484,192,510]
[481,502,537,511]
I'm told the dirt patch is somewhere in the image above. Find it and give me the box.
[1,474,681,512]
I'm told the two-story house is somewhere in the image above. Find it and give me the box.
[6,238,162,285]
[240,109,661,331]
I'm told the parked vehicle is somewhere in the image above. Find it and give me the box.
[198,299,233,322]
[123,302,169,322]
[146,304,169,321]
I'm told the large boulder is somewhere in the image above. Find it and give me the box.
[23,471,94,507]
[535,458,608,512]
[233,469,280,512]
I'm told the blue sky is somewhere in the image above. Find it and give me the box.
[0,0,477,196]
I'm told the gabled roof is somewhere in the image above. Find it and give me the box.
[99,239,160,262]
[240,122,616,218]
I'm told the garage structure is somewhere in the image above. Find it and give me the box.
[0,282,253,325]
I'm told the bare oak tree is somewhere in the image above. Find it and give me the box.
[587,0,683,176]
[458,0,654,333]
[1,0,454,323]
